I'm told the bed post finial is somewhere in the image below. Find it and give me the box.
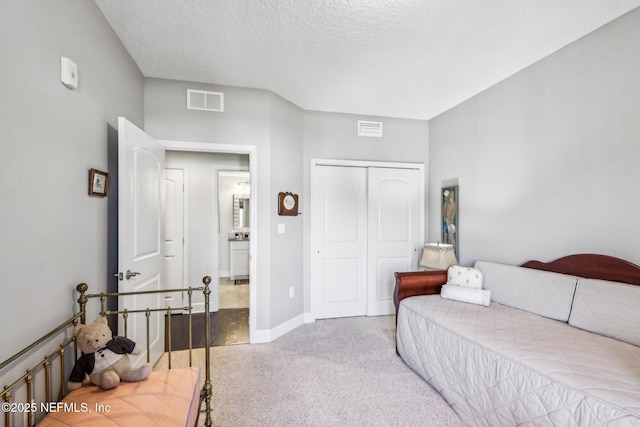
[76,283,88,324]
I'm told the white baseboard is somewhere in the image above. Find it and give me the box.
[250,313,306,343]
[271,313,305,341]
[304,312,316,323]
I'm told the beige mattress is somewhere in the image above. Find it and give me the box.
[397,295,640,426]
[40,367,200,427]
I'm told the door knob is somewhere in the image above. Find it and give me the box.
[125,270,141,280]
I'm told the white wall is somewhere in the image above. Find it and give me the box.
[0,0,143,362]
[144,78,304,333]
[147,80,429,331]
[270,95,304,327]
[428,8,640,267]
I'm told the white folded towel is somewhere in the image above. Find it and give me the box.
[441,284,491,306]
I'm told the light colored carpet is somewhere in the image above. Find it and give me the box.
[156,315,465,427]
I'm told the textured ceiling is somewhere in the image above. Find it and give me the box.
[95,0,640,120]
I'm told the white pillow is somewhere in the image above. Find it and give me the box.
[441,284,490,306]
[447,265,483,289]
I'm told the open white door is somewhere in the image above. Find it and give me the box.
[117,117,166,367]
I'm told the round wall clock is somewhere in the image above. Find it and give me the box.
[278,192,299,216]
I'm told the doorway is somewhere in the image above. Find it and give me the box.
[217,171,250,345]
[109,127,257,351]
[162,141,257,345]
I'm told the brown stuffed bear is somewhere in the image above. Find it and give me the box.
[68,317,152,391]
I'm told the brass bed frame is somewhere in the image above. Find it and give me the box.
[1,276,213,427]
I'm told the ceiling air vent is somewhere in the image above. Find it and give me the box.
[187,89,224,112]
[357,120,383,137]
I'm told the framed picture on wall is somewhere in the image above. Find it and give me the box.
[442,185,458,259]
[89,168,109,197]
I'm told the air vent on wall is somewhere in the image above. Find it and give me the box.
[187,89,224,112]
[357,120,383,137]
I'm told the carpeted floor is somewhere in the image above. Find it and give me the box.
[155,315,465,427]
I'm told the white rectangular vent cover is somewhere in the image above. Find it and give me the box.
[357,120,383,137]
[187,89,224,112]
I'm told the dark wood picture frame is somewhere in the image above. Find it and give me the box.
[278,192,299,216]
[89,168,109,197]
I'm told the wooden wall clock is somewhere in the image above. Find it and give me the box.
[278,192,299,216]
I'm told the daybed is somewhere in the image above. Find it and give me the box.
[394,254,640,426]
[1,278,213,427]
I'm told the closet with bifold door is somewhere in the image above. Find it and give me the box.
[311,160,424,319]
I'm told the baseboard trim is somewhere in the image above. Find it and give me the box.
[250,313,306,343]
[304,312,316,323]
[271,313,305,341]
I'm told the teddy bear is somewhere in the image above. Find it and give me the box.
[68,317,152,391]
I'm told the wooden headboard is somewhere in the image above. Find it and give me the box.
[521,254,640,286]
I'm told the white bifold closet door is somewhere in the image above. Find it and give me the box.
[312,164,421,319]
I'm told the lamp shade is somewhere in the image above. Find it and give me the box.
[419,243,458,271]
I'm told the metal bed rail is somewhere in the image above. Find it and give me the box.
[1,314,81,427]
[1,276,212,427]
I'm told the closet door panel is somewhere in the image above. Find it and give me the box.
[367,167,421,316]
[312,166,368,319]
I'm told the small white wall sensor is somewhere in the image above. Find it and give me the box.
[60,56,78,90]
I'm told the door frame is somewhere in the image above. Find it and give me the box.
[161,140,258,344]
[309,158,425,320]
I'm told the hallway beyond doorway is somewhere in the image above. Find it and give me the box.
[168,277,250,350]
[167,309,249,350]
[219,277,249,309]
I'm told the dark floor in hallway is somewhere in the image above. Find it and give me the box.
[166,308,249,350]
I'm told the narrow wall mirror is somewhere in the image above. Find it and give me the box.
[233,195,250,230]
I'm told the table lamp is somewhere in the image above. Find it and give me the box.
[419,243,458,271]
